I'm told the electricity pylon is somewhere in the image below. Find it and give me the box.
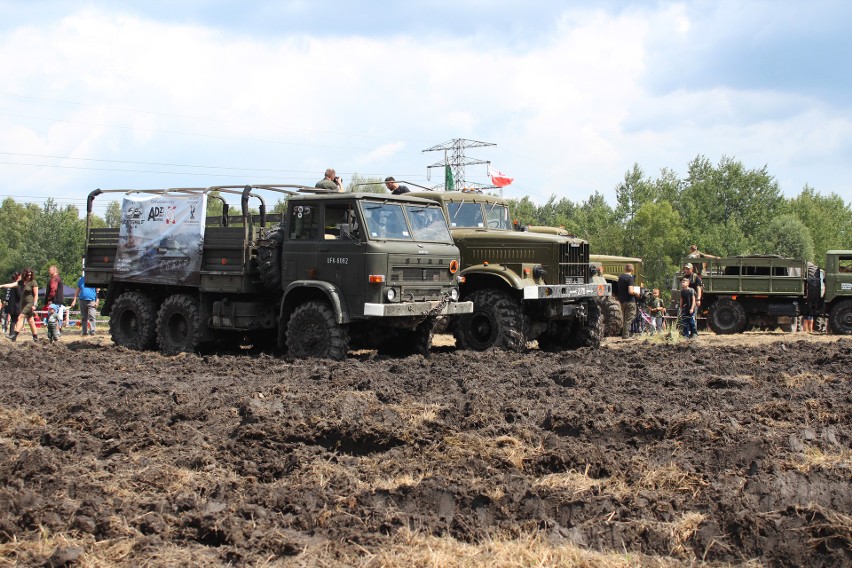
[422,138,498,193]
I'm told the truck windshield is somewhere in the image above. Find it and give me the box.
[362,202,412,240]
[447,202,483,228]
[405,204,454,243]
[485,203,510,229]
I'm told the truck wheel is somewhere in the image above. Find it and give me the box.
[286,301,350,360]
[708,298,747,334]
[157,294,202,355]
[257,225,284,291]
[806,263,822,315]
[568,299,604,348]
[828,299,852,334]
[454,289,525,352]
[601,296,623,337]
[110,292,158,351]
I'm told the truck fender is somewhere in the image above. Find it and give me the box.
[461,264,525,290]
[281,280,351,324]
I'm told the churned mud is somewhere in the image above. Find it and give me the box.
[0,333,849,566]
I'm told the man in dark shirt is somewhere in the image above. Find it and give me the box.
[384,176,410,195]
[682,263,703,335]
[315,169,344,192]
[616,263,641,339]
[679,277,697,338]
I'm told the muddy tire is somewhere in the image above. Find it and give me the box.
[110,291,158,351]
[828,299,852,335]
[157,294,202,355]
[708,298,747,334]
[257,225,284,291]
[806,263,822,315]
[601,296,623,337]
[568,299,604,349]
[286,301,349,360]
[454,289,525,352]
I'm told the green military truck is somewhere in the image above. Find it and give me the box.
[676,252,852,334]
[84,185,472,359]
[409,191,609,351]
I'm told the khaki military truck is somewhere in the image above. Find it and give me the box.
[85,185,472,359]
[409,191,609,351]
[672,252,852,334]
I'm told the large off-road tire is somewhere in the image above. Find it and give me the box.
[806,263,822,315]
[707,298,747,334]
[828,299,852,334]
[257,225,284,291]
[454,289,525,352]
[601,296,623,337]
[110,291,158,351]
[157,294,203,355]
[286,301,350,360]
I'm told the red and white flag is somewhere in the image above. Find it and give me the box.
[489,167,514,188]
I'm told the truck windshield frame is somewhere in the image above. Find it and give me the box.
[447,202,484,228]
[362,202,412,241]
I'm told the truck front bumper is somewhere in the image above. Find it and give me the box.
[523,282,611,301]
[363,300,473,317]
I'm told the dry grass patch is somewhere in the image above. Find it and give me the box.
[388,401,444,430]
[638,463,707,497]
[0,406,46,432]
[782,372,833,388]
[350,527,681,568]
[438,434,544,471]
[534,465,629,498]
[786,445,852,473]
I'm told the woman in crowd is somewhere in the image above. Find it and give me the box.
[2,272,21,337]
[1,268,38,341]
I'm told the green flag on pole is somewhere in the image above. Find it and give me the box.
[445,165,455,191]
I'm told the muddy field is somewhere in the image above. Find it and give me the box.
[0,333,850,567]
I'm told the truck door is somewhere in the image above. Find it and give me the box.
[283,202,321,286]
[317,202,366,314]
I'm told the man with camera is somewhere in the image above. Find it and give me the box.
[315,169,344,192]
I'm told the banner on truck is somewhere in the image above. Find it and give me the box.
[115,193,207,285]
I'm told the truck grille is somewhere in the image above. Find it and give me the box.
[392,267,452,283]
[401,287,444,301]
[559,242,589,284]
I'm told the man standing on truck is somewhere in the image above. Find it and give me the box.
[315,169,344,192]
[384,176,410,195]
[617,264,641,339]
[682,263,703,335]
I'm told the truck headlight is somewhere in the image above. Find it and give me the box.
[450,288,459,301]
[533,265,546,279]
[386,288,397,302]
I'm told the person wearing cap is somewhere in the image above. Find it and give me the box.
[682,262,703,335]
[384,176,410,195]
[616,263,641,339]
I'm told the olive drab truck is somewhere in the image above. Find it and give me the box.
[84,185,472,359]
[672,252,852,335]
[409,191,610,352]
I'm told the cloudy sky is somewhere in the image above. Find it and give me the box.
[1,0,850,217]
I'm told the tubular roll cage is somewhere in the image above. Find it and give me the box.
[85,183,336,238]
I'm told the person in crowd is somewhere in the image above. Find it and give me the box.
[679,277,697,339]
[802,313,814,333]
[648,288,667,333]
[315,169,344,192]
[44,265,65,328]
[0,268,38,341]
[384,176,410,195]
[70,273,99,336]
[2,272,21,337]
[616,263,641,339]
[681,263,703,336]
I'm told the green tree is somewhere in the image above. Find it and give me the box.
[755,213,815,261]
[104,200,122,228]
[786,185,852,261]
[346,173,386,194]
[571,192,623,255]
[625,201,687,291]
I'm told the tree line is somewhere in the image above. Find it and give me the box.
[0,155,849,294]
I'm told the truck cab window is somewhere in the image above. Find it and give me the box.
[290,204,319,240]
